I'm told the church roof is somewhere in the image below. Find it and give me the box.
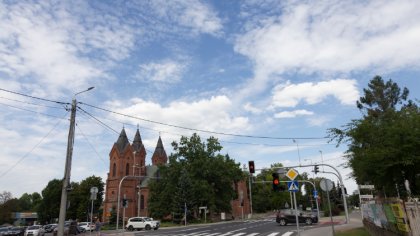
[132,129,144,152]
[115,128,129,152]
[153,136,166,156]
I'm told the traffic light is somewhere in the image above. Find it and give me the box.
[122,198,128,208]
[248,161,255,174]
[314,165,319,174]
[272,172,280,191]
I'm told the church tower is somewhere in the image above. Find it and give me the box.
[152,136,167,165]
[103,129,168,222]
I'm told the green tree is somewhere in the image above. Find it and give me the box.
[37,179,62,223]
[0,198,20,224]
[329,76,419,198]
[19,192,42,211]
[148,133,244,220]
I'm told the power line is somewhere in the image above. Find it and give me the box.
[0,88,69,105]
[77,107,154,154]
[0,112,69,178]
[0,96,65,109]
[75,123,107,165]
[79,102,328,140]
[0,102,69,119]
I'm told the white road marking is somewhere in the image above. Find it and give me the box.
[281,232,294,236]
[266,233,280,236]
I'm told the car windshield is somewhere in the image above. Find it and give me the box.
[28,226,40,230]
[143,218,153,221]
[12,227,21,230]
[0,228,8,232]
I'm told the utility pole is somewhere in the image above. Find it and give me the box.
[57,98,76,236]
[57,87,94,236]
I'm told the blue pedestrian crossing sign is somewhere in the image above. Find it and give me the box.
[287,181,299,192]
[313,190,318,198]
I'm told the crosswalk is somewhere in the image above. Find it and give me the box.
[136,230,294,236]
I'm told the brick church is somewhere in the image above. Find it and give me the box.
[102,128,251,222]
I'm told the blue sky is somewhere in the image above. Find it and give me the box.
[0,0,419,199]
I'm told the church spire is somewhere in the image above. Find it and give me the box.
[115,127,129,153]
[132,128,144,152]
[152,136,167,165]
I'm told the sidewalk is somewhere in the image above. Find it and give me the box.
[300,215,363,236]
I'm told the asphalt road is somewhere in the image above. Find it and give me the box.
[130,218,317,236]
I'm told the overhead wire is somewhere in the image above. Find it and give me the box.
[77,106,155,154]
[0,102,69,119]
[79,102,328,140]
[75,123,107,165]
[0,88,69,105]
[0,96,66,109]
[0,111,69,178]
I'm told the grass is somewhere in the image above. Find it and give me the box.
[336,227,370,236]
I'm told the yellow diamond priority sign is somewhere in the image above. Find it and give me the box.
[286,168,299,180]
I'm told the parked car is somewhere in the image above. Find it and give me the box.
[42,224,57,233]
[24,225,44,236]
[125,217,159,231]
[4,227,26,236]
[77,222,94,232]
[276,209,318,226]
[0,227,10,236]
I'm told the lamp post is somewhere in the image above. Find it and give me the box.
[319,150,325,172]
[57,87,94,236]
[89,187,98,236]
[293,139,301,166]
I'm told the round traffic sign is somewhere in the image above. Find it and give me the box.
[320,178,333,191]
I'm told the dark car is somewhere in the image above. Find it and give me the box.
[43,225,57,233]
[0,227,9,236]
[4,227,25,236]
[276,209,318,226]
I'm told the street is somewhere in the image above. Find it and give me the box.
[129,218,317,236]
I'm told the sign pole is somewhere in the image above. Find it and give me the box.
[293,192,300,236]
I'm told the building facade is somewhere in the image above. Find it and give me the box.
[102,128,250,222]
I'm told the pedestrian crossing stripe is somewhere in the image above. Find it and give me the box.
[287,180,299,192]
[140,231,294,236]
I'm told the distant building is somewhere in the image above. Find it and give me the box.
[102,128,250,222]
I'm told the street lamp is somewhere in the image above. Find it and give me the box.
[57,87,95,236]
[293,139,301,166]
[319,150,325,172]
[90,187,98,236]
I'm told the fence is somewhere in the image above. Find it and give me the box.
[362,198,420,236]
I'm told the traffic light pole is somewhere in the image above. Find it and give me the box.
[284,164,349,224]
[116,175,160,231]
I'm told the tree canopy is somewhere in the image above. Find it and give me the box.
[329,76,419,198]
[148,133,244,220]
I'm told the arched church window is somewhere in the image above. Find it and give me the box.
[126,163,129,175]
[112,163,116,177]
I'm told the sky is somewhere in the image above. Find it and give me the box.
[0,0,419,200]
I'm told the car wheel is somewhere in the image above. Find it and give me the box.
[145,225,151,230]
[154,227,158,230]
[279,219,287,226]
[128,225,134,231]
[305,218,313,225]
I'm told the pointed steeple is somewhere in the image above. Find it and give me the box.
[132,128,144,152]
[115,128,129,152]
[152,136,167,165]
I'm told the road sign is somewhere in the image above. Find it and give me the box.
[287,181,299,192]
[313,190,318,198]
[320,178,333,191]
[359,185,375,190]
[286,168,299,180]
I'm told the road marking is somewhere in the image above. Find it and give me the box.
[281,232,294,236]
[231,233,246,236]
[266,233,280,236]
[247,233,259,236]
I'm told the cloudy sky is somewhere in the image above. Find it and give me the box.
[0,0,419,199]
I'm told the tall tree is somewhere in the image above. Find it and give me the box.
[329,76,419,197]
[148,133,244,220]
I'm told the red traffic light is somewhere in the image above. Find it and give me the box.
[248,161,255,174]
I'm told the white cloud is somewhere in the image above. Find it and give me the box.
[150,0,223,36]
[307,115,332,127]
[0,1,135,95]
[235,0,420,93]
[271,79,359,108]
[137,60,186,83]
[243,102,262,114]
[106,95,250,136]
[274,109,314,119]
